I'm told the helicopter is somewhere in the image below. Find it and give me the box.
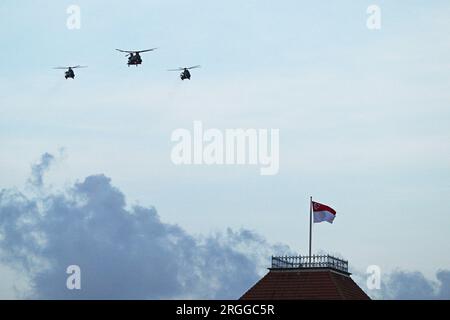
[53,65,87,79]
[116,48,157,66]
[168,65,201,80]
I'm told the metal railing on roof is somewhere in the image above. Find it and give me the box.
[271,255,348,273]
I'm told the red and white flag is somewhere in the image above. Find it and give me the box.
[312,201,336,224]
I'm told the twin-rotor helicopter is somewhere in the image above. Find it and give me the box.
[53,48,200,80]
[168,65,201,80]
[53,65,87,79]
[115,48,157,67]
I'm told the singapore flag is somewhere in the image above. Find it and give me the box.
[312,201,336,224]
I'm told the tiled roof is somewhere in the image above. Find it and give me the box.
[240,269,370,300]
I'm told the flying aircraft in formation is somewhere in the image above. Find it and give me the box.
[54,48,200,80]
[53,65,87,79]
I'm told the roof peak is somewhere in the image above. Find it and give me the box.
[240,254,370,300]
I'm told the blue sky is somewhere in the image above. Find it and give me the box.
[1,1,450,298]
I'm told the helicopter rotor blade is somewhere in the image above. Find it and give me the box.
[136,48,158,53]
[167,68,184,71]
[168,65,201,71]
[116,49,133,53]
[116,48,157,54]
[53,65,87,70]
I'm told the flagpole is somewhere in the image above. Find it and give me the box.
[309,196,312,259]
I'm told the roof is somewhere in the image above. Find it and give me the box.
[240,269,370,300]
